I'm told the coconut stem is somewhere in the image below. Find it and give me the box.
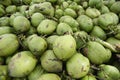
[90,65,100,71]
[94,38,117,52]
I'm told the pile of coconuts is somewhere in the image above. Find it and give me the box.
[0,0,120,80]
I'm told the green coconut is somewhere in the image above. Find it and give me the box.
[46,35,59,49]
[28,65,46,80]
[83,41,112,64]
[38,73,61,80]
[56,22,73,35]
[27,34,47,56]
[40,50,62,72]
[80,74,97,80]
[8,51,37,77]
[37,19,57,35]
[0,34,19,56]
[97,64,120,80]
[90,26,106,40]
[77,15,93,32]
[13,16,30,33]
[66,53,90,79]
[53,35,76,61]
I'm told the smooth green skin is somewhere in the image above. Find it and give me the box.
[67,53,90,79]
[97,64,120,80]
[38,2,54,17]
[89,0,103,9]
[13,16,30,33]
[27,34,47,56]
[77,5,84,10]
[53,35,76,61]
[68,2,79,11]
[56,22,73,35]
[85,7,101,18]
[0,17,9,26]
[73,31,88,49]
[31,2,50,14]
[0,27,14,35]
[40,50,62,72]
[98,12,118,30]
[28,65,46,80]
[46,35,59,49]
[77,15,93,32]
[27,4,38,16]
[83,41,112,64]
[82,1,88,8]
[59,16,79,32]
[100,5,110,14]
[90,26,107,40]
[19,5,29,15]
[37,19,57,35]
[106,37,120,46]
[8,51,37,77]
[38,73,61,80]
[9,12,23,26]
[105,48,111,59]
[109,12,119,25]
[55,9,63,19]
[31,12,45,27]
[5,5,17,14]
[0,7,5,17]
[60,1,69,10]
[64,8,77,18]
[103,0,116,8]
[0,34,19,56]
[80,75,96,80]
[110,1,120,13]
[77,7,85,16]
